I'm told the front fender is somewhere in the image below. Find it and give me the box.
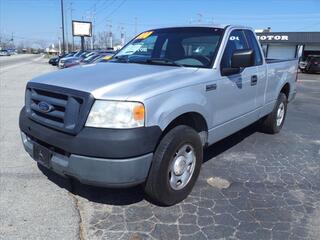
[145,86,210,130]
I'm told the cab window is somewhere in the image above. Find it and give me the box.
[244,30,263,65]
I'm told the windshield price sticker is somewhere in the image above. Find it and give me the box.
[136,31,153,40]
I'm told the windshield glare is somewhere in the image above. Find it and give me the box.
[112,27,223,68]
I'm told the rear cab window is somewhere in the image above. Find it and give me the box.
[244,30,263,65]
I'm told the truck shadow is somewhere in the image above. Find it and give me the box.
[38,123,260,206]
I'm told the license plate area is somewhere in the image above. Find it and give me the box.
[33,143,52,167]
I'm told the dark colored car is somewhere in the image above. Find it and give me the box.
[0,50,11,56]
[48,56,59,65]
[49,52,75,66]
[305,56,320,73]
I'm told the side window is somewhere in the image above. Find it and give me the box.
[244,30,263,65]
[221,30,248,69]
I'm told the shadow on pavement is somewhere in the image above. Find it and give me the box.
[38,122,260,206]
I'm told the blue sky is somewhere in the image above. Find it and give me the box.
[1,0,320,45]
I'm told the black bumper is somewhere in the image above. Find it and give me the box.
[19,107,162,159]
[308,65,320,72]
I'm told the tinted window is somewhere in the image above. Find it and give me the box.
[244,30,263,65]
[221,30,248,69]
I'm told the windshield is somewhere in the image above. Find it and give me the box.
[111,27,224,68]
[83,54,99,63]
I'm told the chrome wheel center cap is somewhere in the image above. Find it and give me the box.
[173,156,187,175]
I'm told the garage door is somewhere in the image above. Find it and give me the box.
[267,45,296,59]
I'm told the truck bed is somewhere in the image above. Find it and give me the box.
[266,58,297,64]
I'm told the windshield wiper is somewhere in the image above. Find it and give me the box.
[146,58,183,67]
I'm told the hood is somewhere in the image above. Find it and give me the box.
[30,62,200,101]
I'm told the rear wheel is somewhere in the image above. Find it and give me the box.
[144,125,203,206]
[260,92,287,134]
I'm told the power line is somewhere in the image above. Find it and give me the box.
[95,0,127,27]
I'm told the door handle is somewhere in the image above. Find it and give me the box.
[251,75,258,86]
[206,83,217,91]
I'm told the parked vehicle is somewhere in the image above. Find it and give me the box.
[19,25,297,205]
[49,52,76,66]
[304,55,320,73]
[0,49,11,56]
[80,51,115,65]
[58,51,95,68]
[94,53,114,63]
[48,56,60,65]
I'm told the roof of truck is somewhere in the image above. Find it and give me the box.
[146,24,250,31]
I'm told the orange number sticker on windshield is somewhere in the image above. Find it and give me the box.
[103,55,113,60]
[136,31,153,40]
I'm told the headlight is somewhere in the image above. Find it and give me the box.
[85,100,145,128]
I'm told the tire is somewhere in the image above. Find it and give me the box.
[260,92,287,134]
[144,125,203,206]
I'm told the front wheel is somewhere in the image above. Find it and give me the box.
[144,125,203,206]
[260,92,287,134]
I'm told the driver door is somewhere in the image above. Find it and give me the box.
[210,30,258,139]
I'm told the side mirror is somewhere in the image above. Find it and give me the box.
[221,49,254,76]
[231,49,254,68]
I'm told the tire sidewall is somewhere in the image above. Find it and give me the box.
[150,126,203,205]
[272,93,288,132]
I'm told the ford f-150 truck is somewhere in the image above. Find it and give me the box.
[19,25,297,205]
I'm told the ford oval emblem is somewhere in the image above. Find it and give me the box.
[38,101,54,113]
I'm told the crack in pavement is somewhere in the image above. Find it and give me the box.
[69,183,86,240]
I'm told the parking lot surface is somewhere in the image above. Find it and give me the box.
[1,56,319,240]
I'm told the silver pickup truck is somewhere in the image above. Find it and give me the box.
[19,25,297,205]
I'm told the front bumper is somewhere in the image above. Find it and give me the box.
[19,108,162,187]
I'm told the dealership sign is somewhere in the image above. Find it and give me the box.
[72,20,92,37]
[257,35,289,41]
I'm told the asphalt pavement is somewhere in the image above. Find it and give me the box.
[0,54,41,69]
[0,56,319,240]
[0,55,80,240]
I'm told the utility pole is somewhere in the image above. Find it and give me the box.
[58,37,61,54]
[120,26,125,47]
[69,2,74,51]
[11,32,14,47]
[108,23,113,49]
[60,0,65,54]
[65,5,69,53]
[89,9,95,50]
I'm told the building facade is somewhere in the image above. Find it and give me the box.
[256,32,320,60]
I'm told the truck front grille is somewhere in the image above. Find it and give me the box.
[25,83,94,135]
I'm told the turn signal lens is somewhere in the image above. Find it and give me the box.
[133,105,145,121]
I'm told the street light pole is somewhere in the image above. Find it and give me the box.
[70,2,74,51]
[60,0,65,54]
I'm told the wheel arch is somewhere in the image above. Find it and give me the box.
[280,82,290,100]
[161,111,209,146]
